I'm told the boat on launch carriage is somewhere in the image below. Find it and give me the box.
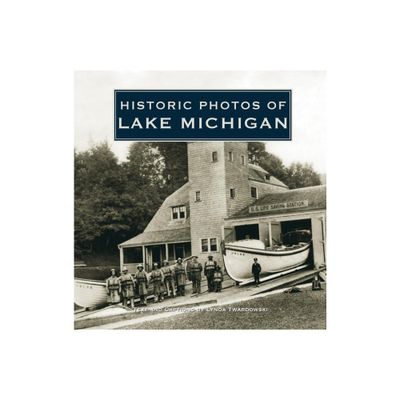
[221,230,312,283]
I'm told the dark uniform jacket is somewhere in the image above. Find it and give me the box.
[204,261,216,277]
[252,262,261,275]
[188,261,203,281]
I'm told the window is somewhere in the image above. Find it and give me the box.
[212,151,218,162]
[123,247,143,264]
[201,238,218,252]
[230,188,236,199]
[264,173,271,181]
[172,205,186,220]
[195,191,201,202]
[241,155,245,165]
[228,151,233,162]
[251,186,258,198]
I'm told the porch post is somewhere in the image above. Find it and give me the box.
[165,243,169,262]
[142,246,145,267]
[119,246,124,274]
[320,216,326,264]
[268,222,272,247]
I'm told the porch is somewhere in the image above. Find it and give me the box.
[118,227,191,273]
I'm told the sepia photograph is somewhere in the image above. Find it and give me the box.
[74,72,326,329]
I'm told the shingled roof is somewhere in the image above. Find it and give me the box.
[228,184,326,219]
[248,163,288,188]
[119,227,191,247]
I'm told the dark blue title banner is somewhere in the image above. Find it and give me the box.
[114,90,291,141]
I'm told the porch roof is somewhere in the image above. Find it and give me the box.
[119,227,191,247]
[228,185,326,220]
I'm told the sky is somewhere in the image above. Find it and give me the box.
[75,71,326,173]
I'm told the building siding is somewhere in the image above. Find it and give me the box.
[120,142,323,271]
[144,182,190,233]
[188,142,227,266]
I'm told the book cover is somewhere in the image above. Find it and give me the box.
[74,71,326,329]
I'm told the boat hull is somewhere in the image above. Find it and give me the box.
[222,241,311,282]
[74,278,108,309]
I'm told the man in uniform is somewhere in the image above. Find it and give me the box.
[188,256,203,295]
[174,258,186,296]
[251,258,261,286]
[213,264,223,292]
[204,255,216,292]
[120,266,135,308]
[161,260,175,298]
[105,268,121,305]
[150,262,164,302]
[135,264,148,306]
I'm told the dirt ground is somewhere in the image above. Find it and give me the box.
[119,289,326,329]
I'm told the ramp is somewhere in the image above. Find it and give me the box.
[251,267,325,296]
[239,264,310,286]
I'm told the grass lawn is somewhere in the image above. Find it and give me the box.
[121,289,326,330]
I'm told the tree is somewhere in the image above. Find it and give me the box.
[74,142,130,256]
[248,142,288,184]
[248,142,266,164]
[285,162,321,189]
[123,142,166,235]
[155,142,188,196]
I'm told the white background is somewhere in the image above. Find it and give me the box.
[1,1,399,400]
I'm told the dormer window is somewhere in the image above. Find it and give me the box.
[264,173,271,181]
[212,151,218,162]
[172,205,186,220]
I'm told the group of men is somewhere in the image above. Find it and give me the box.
[186,255,224,295]
[105,255,224,308]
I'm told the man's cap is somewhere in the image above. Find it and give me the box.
[253,258,258,261]
[122,266,128,272]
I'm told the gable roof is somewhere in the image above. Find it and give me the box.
[144,182,190,232]
[229,184,326,219]
[119,182,191,248]
[248,163,288,188]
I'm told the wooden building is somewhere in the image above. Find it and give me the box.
[118,142,326,273]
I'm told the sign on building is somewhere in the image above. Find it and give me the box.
[249,200,309,214]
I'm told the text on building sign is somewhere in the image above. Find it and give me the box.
[249,200,309,214]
